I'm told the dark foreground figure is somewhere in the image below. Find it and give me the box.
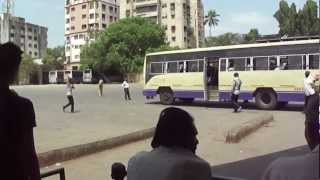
[0,42,40,180]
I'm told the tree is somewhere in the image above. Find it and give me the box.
[244,28,260,43]
[81,17,166,77]
[205,33,245,47]
[274,0,320,36]
[42,46,65,71]
[204,10,220,37]
[18,54,39,84]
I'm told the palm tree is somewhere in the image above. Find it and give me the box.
[204,10,220,37]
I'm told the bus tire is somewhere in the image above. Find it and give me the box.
[255,90,277,110]
[160,91,174,105]
[180,98,194,103]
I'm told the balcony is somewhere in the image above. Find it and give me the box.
[135,0,158,8]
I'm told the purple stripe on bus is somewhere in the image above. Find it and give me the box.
[174,91,204,98]
[143,89,157,97]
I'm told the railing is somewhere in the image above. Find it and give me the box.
[41,168,65,180]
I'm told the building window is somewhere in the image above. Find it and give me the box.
[71,7,75,11]
[110,16,113,22]
[126,10,130,17]
[171,14,175,18]
[74,35,78,40]
[66,18,70,23]
[162,3,167,8]
[95,13,99,18]
[66,8,70,14]
[66,27,70,31]
[28,27,32,32]
[115,7,117,13]
[29,51,32,55]
[10,33,14,38]
[172,36,176,41]
[72,66,78,70]
[75,55,80,59]
[102,14,106,21]
[90,1,94,9]
[34,52,38,56]
[170,3,175,11]
[34,44,38,48]
[82,14,87,19]
[34,37,38,41]
[109,6,114,13]
[102,23,107,28]
[71,16,75,21]
[82,24,87,29]
[90,13,94,19]
[28,43,32,48]
[126,0,130,4]
[82,4,86,9]
[71,26,75,30]
[28,36,32,40]
[171,26,176,33]
[102,4,106,11]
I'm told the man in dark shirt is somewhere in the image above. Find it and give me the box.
[0,42,40,180]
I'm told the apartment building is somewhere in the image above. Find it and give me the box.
[65,0,119,70]
[0,13,48,58]
[120,0,205,49]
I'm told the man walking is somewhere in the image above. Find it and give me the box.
[63,77,75,113]
[122,79,131,100]
[231,72,242,113]
[303,71,315,113]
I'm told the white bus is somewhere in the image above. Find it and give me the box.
[49,70,83,84]
[143,39,319,110]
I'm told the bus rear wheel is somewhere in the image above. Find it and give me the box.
[255,90,277,110]
[160,91,174,105]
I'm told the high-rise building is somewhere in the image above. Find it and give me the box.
[64,0,120,70]
[0,13,48,58]
[120,0,205,49]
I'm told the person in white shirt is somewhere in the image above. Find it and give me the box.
[303,71,312,113]
[261,92,319,180]
[231,72,242,113]
[127,107,212,180]
[98,79,104,97]
[63,77,75,113]
[122,79,131,100]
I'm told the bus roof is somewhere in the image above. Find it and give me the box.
[147,39,320,57]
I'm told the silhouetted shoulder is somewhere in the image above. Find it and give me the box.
[8,91,36,128]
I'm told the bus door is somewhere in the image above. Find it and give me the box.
[205,57,219,101]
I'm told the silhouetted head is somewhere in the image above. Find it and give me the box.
[305,95,319,150]
[305,71,310,78]
[151,107,199,153]
[111,162,127,180]
[0,42,22,87]
[233,72,239,78]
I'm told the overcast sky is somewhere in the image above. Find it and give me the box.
[10,0,310,47]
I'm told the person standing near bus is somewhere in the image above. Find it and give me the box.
[122,79,131,101]
[231,72,242,113]
[98,79,104,97]
[63,77,75,113]
[303,71,313,113]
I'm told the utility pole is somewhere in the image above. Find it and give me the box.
[2,0,14,15]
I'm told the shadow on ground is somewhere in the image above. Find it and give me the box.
[210,145,310,180]
[146,100,303,112]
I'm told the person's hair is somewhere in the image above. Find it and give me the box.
[151,107,197,149]
[305,71,310,78]
[234,72,239,77]
[111,162,127,180]
[0,42,23,84]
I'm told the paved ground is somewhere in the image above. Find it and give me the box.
[12,84,309,180]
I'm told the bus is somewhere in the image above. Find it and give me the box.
[49,70,83,84]
[143,39,320,110]
[83,68,106,84]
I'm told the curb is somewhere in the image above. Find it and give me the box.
[38,128,155,167]
[225,114,274,143]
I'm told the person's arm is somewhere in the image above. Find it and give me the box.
[23,100,40,180]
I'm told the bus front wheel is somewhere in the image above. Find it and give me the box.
[160,91,174,105]
[255,90,277,110]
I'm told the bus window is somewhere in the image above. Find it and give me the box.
[220,59,226,72]
[245,58,251,71]
[309,54,320,69]
[150,62,163,74]
[253,57,268,70]
[280,55,302,70]
[178,62,184,73]
[199,60,204,72]
[303,55,307,69]
[229,58,246,71]
[186,61,198,72]
[167,62,178,73]
[269,56,277,70]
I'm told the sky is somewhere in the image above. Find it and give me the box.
[9,0,309,47]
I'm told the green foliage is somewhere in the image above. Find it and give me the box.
[274,0,320,36]
[204,10,220,37]
[81,17,166,76]
[42,46,65,71]
[244,29,260,43]
[205,33,245,47]
[18,54,39,84]
[147,44,180,54]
